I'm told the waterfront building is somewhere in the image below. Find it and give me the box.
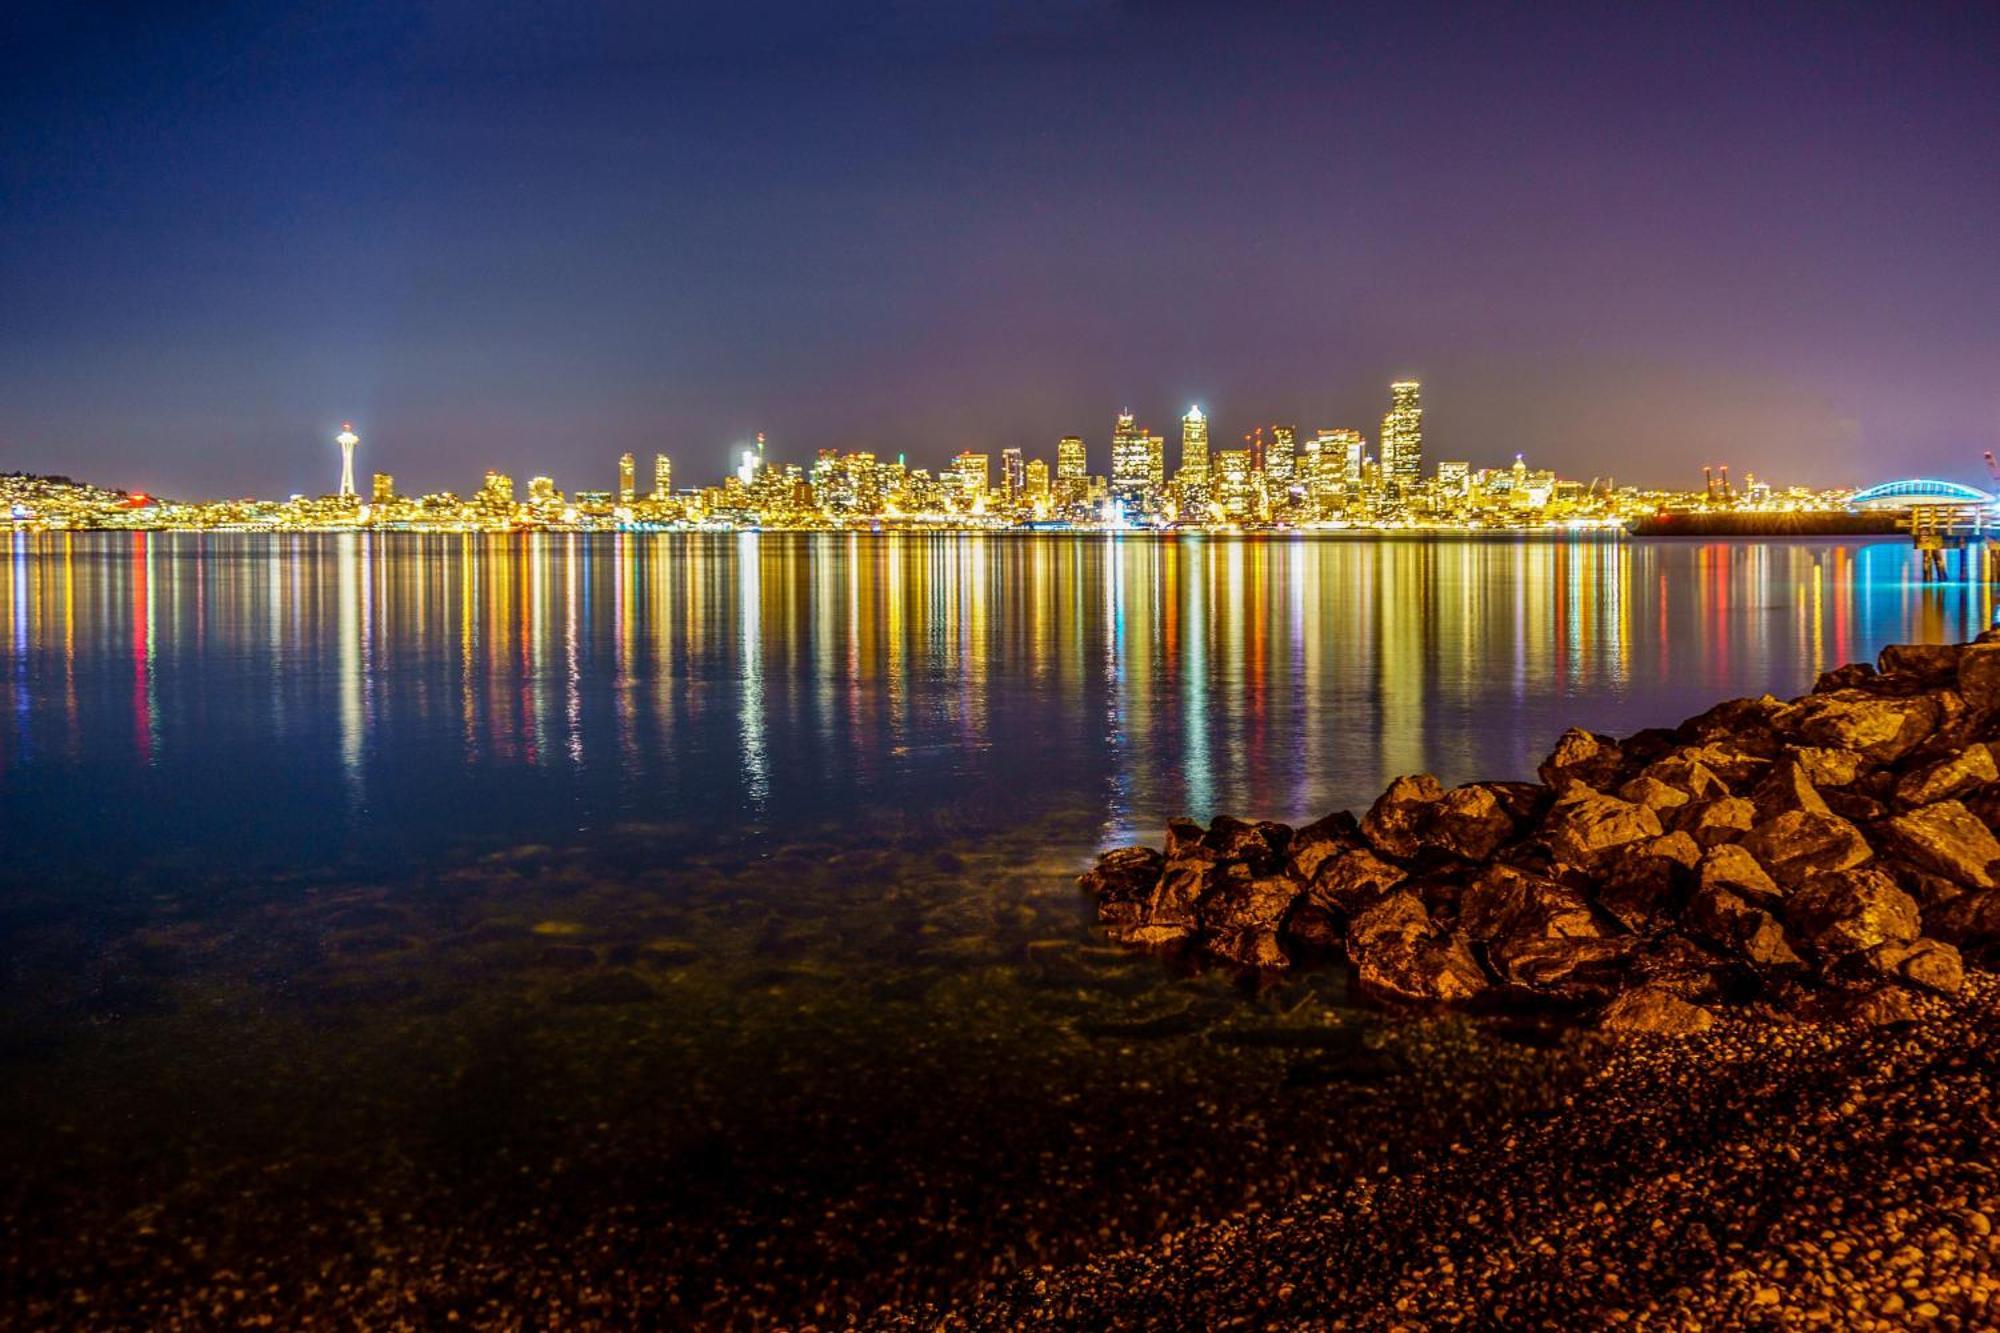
[1215,448,1254,520]
[1180,406,1209,483]
[618,452,636,502]
[952,451,990,511]
[1000,447,1025,501]
[653,454,672,499]
[1025,459,1050,499]
[1437,460,1470,498]
[371,473,395,504]
[1380,381,1423,493]
[1110,412,1163,517]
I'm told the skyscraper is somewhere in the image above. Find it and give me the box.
[1380,381,1423,492]
[618,452,636,502]
[1180,405,1209,482]
[652,453,672,499]
[1025,458,1050,498]
[371,472,395,504]
[1266,424,1297,485]
[952,450,990,504]
[1110,411,1161,515]
[335,423,359,498]
[1000,447,1025,500]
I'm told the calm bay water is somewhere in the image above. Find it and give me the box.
[0,530,1993,1324]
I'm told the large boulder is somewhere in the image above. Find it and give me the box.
[1361,774,1444,860]
[1790,746,1869,789]
[1284,810,1363,883]
[1893,746,1998,809]
[1636,753,1732,803]
[1879,800,2000,890]
[1698,843,1781,906]
[1686,883,1803,968]
[1306,846,1408,917]
[1784,867,1921,961]
[1677,695,1788,754]
[1202,816,1289,873]
[1596,846,1689,934]
[1352,930,1490,1005]
[1542,788,1664,869]
[1927,889,2000,959]
[1429,783,1523,861]
[1675,795,1758,849]
[1143,856,1224,928]
[1498,935,1637,1001]
[1956,643,2000,714]
[1599,985,1716,1036]
[1778,690,1939,764]
[1878,641,1964,684]
[1748,759,1831,820]
[1538,728,1626,792]
[1197,871,1300,935]
[1457,864,1603,971]
[1864,937,1964,995]
[1738,810,1872,888]
[1081,846,1165,922]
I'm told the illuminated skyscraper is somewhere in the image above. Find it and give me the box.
[1025,459,1050,498]
[737,432,767,485]
[1215,449,1254,519]
[1380,381,1423,492]
[1056,435,1086,481]
[652,453,672,499]
[1000,447,1025,500]
[952,450,990,504]
[371,472,395,504]
[1110,411,1162,514]
[1437,460,1470,497]
[1266,424,1297,485]
[335,423,359,498]
[1180,405,1209,482]
[1311,428,1365,497]
[618,452,636,502]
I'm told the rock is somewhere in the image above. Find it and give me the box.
[1955,642,2000,713]
[1637,754,1731,803]
[1924,888,2000,958]
[1644,830,1703,869]
[1844,987,1918,1027]
[1202,816,1287,873]
[1204,928,1288,970]
[1106,922,1194,947]
[1457,864,1603,983]
[1779,689,1939,764]
[1285,810,1362,882]
[1625,934,1733,1001]
[1687,883,1803,968]
[1306,847,1408,917]
[1360,774,1444,859]
[1822,790,1889,824]
[1738,810,1872,889]
[1671,741,1773,786]
[1539,728,1625,791]
[1346,889,1433,949]
[1814,662,1878,693]
[1675,796,1758,849]
[1197,872,1300,934]
[1162,817,1207,859]
[1878,641,1963,683]
[1080,846,1164,909]
[1698,843,1781,906]
[1279,902,1343,953]
[1596,848,1688,934]
[1429,783,1521,860]
[1352,930,1490,1005]
[1496,935,1636,1000]
[1879,799,2000,890]
[1893,745,1998,808]
[1141,856,1221,927]
[1542,788,1664,869]
[1748,759,1831,820]
[1618,775,1690,811]
[1790,746,1869,789]
[1784,867,1920,960]
[1599,985,1715,1036]
[1864,937,1964,995]
[1678,695,1787,754]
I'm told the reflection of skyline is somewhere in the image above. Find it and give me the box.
[0,533,1993,865]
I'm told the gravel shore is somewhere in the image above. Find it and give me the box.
[897,974,2000,1330]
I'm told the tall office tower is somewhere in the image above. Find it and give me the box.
[1180,405,1209,482]
[1000,447,1025,500]
[1111,411,1159,514]
[1311,428,1364,498]
[1056,435,1087,481]
[1214,449,1254,519]
[1266,424,1297,485]
[737,432,767,485]
[335,423,359,498]
[618,452,636,502]
[1436,460,1471,497]
[371,473,395,504]
[1245,426,1265,474]
[1025,458,1050,498]
[1380,381,1423,492]
[952,450,990,502]
[652,453,672,499]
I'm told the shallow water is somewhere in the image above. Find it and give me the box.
[0,530,1990,1323]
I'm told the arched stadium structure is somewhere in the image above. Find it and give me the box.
[1847,478,1995,512]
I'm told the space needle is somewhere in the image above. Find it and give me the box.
[335,423,360,498]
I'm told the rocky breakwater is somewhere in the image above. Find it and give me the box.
[1082,635,2000,1031]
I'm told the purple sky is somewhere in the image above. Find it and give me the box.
[3,2,1997,498]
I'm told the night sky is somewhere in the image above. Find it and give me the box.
[4,2,1997,499]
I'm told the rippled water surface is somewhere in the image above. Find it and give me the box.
[0,531,1991,1323]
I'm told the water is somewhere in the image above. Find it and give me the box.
[0,531,1991,1324]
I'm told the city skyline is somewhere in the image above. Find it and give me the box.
[4,6,1997,496]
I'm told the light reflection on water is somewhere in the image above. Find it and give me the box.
[0,530,1991,876]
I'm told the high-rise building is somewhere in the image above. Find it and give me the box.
[335,424,359,499]
[1266,425,1297,485]
[1000,447,1025,500]
[371,472,395,504]
[1380,381,1423,492]
[618,452,636,502]
[1215,449,1254,519]
[1180,406,1209,482]
[952,451,990,505]
[1025,458,1050,498]
[1056,435,1087,481]
[1437,460,1470,497]
[1110,411,1162,515]
[652,454,672,499]
[1311,429,1365,499]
